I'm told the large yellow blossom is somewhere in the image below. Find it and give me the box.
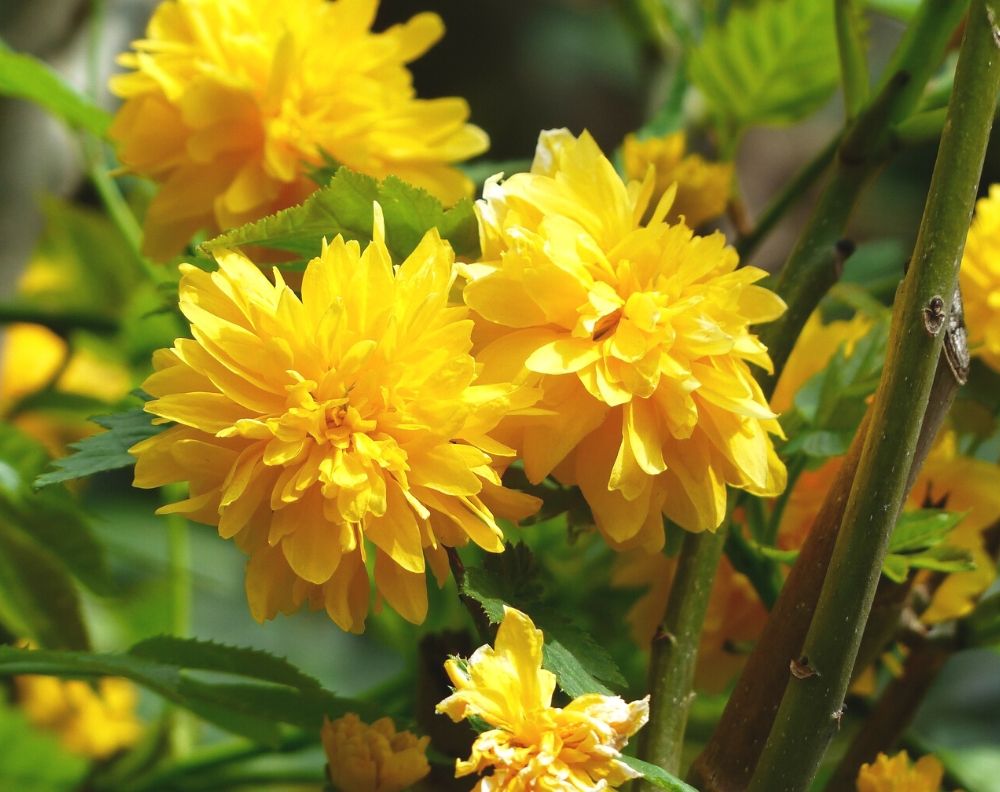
[960,184,1000,371]
[130,215,537,632]
[110,0,488,258]
[856,751,945,792]
[611,551,768,693]
[622,131,733,229]
[15,675,142,759]
[436,606,648,791]
[321,713,429,792]
[463,129,786,547]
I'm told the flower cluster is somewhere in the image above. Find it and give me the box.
[321,713,429,792]
[960,184,1000,372]
[15,675,142,759]
[131,214,538,631]
[464,129,786,548]
[436,606,649,791]
[856,751,945,792]
[110,0,488,258]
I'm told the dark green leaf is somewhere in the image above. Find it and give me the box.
[460,544,626,696]
[0,40,111,135]
[129,636,322,691]
[0,522,89,650]
[0,645,369,745]
[689,0,838,133]
[961,591,1000,647]
[889,509,967,554]
[200,167,480,264]
[35,407,166,488]
[619,756,700,791]
[0,699,88,792]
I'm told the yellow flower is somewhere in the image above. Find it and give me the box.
[110,0,488,259]
[622,131,733,229]
[611,552,768,693]
[436,606,648,791]
[15,675,142,759]
[463,129,786,547]
[130,214,537,632]
[322,713,429,792]
[960,184,1000,372]
[856,751,944,792]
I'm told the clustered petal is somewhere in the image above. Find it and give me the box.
[464,129,786,547]
[322,713,429,792]
[960,184,1000,372]
[856,751,945,792]
[622,131,733,229]
[16,675,142,759]
[131,218,537,631]
[110,0,489,258]
[436,606,648,791]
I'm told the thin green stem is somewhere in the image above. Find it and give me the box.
[636,529,725,783]
[161,483,194,756]
[757,0,970,400]
[835,0,870,119]
[0,302,119,335]
[737,134,840,262]
[748,4,1000,789]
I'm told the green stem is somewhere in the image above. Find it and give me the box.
[748,5,1000,789]
[637,529,725,782]
[835,0,870,119]
[0,303,119,335]
[757,0,970,399]
[162,484,194,755]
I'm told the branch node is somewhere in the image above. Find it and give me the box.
[789,656,819,680]
[922,295,946,336]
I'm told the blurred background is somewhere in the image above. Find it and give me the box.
[1,1,999,790]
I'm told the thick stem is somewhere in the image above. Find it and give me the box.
[637,529,725,781]
[756,0,970,400]
[747,5,1000,789]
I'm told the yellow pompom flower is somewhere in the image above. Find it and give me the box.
[436,606,649,791]
[856,751,945,792]
[322,713,429,792]
[130,213,538,632]
[15,675,142,759]
[110,0,489,258]
[623,131,733,229]
[463,129,786,547]
[612,551,768,693]
[960,184,1000,372]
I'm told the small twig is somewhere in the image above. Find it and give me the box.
[446,547,492,642]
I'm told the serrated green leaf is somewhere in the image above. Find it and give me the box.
[200,167,480,265]
[0,40,111,136]
[619,755,700,791]
[0,698,89,792]
[0,644,369,745]
[889,509,967,554]
[35,407,166,488]
[460,544,625,696]
[129,636,322,691]
[689,0,838,133]
[0,522,89,650]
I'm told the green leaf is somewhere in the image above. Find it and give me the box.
[889,509,967,554]
[0,644,370,745]
[460,544,626,697]
[962,591,1000,647]
[619,756,700,791]
[35,406,167,488]
[689,0,838,134]
[200,167,480,265]
[129,636,322,691]
[0,522,89,650]
[0,698,89,792]
[0,40,111,135]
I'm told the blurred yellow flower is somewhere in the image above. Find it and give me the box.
[856,751,944,792]
[15,675,142,759]
[322,713,429,792]
[612,552,768,693]
[110,0,488,258]
[131,215,537,632]
[623,131,733,229]
[436,606,648,791]
[463,129,786,547]
[960,184,1000,372]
